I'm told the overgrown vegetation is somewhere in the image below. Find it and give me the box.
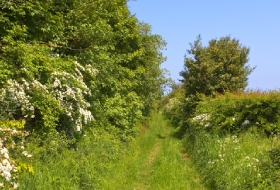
[97,113,203,190]
[1,0,278,189]
[163,85,280,189]
[162,35,280,189]
[0,0,167,188]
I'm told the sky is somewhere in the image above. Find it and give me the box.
[128,0,280,90]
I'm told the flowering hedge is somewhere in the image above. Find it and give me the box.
[191,91,280,135]
[180,91,280,189]
[0,120,32,189]
[0,58,95,135]
[0,0,167,188]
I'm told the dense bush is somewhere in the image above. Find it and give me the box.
[162,83,185,127]
[0,0,167,188]
[0,0,166,136]
[181,91,280,189]
[191,91,280,136]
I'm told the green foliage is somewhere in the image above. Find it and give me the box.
[192,91,280,135]
[177,91,280,189]
[162,83,185,127]
[0,0,167,188]
[0,120,32,189]
[0,0,166,138]
[183,129,280,189]
[180,35,254,97]
[17,125,125,189]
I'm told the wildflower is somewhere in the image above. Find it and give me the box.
[4,153,9,159]
[22,151,28,156]
[12,182,19,189]
[242,120,250,126]
[232,135,237,139]
[252,158,259,162]
[192,114,210,122]
[0,148,8,155]
[205,123,211,128]
[11,129,18,135]
[3,170,11,181]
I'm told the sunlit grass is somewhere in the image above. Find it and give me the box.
[17,113,203,189]
[99,113,203,190]
[184,129,280,189]
[18,126,125,189]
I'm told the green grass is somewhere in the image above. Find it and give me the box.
[98,113,204,190]
[184,128,280,189]
[18,126,125,190]
[17,113,203,189]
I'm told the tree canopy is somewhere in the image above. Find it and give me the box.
[180,36,254,97]
[0,0,167,138]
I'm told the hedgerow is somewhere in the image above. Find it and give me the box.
[0,0,167,188]
[182,91,280,189]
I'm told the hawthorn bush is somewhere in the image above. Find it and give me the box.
[0,0,167,188]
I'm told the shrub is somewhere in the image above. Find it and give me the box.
[182,90,280,189]
[0,120,33,189]
[191,91,280,135]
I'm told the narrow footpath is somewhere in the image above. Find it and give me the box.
[99,113,204,190]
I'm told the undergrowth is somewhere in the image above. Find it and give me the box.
[180,91,280,189]
[17,125,126,189]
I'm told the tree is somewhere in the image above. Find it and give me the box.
[180,36,254,97]
[0,0,167,138]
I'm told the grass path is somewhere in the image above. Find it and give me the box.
[98,113,204,190]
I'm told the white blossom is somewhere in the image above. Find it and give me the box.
[242,120,250,126]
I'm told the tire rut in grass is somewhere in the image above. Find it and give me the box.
[99,113,204,189]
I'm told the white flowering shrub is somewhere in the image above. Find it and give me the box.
[192,113,211,128]
[0,120,32,189]
[0,79,34,120]
[0,61,96,134]
[48,62,95,133]
[188,92,280,135]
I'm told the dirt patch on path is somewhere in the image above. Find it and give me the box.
[148,142,161,165]
[134,141,162,190]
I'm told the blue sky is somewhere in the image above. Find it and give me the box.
[128,0,280,90]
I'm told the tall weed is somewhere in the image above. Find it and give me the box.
[18,126,125,189]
